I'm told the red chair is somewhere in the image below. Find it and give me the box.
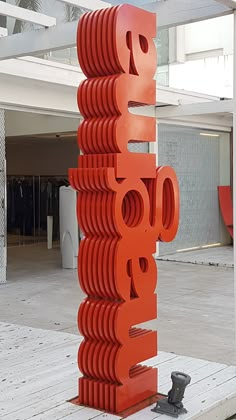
[218,186,233,238]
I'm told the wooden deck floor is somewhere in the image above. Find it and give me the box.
[1,322,236,420]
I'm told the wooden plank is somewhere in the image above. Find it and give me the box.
[185,366,236,401]
[159,363,227,395]
[0,365,78,402]
[129,366,236,420]
[118,363,231,420]
[0,322,78,338]
[1,335,80,368]
[145,352,178,367]
[1,387,76,420]
[1,333,78,354]
[178,375,236,419]
[0,359,77,391]
[0,322,78,344]
[184,362,226,385]
[61,407,119,419]
[158,355,211,381]
[0,328,78,354]
[1,323,236,420]
[0,341,77,377]
[28,403,100,419]
[0,374,77,415]
[124,405,161,420]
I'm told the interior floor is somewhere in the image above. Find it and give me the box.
[7,234,48,247]
[1,244,235,365]
[158,245,233,267]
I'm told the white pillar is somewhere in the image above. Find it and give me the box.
[233,11,236,346]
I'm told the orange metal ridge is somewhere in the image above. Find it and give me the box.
[69,4,180,414]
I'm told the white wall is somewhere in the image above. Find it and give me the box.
[168,15,234,98]
[184,15,233,57]
[169,55,233,97]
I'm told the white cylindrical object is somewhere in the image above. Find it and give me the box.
[59,186,78,269]
[47,215,53,249]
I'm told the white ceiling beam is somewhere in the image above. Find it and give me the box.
[5,111,79,137]
[156,99,234,119]
[215,0,236,9]
[56,0,110,10]
[158,116,232,132]
[0,2,56,27]
[0,0,234,60]
[0,21,77,60]
[145,0,232,28]
[0,73,79,117]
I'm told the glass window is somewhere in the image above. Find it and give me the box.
[156,28,169,67]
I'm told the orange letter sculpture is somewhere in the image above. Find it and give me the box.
[69,4,180,414]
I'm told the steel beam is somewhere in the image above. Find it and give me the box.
[145,0,232,28]
[215,0,236,9]
[156,99,234,119]
[0,0,234,60]
[56,0,110,10]
[0,2,56,27]
[0,21,77,60]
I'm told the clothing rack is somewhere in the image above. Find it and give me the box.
[7,175,68,246]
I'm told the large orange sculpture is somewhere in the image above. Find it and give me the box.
[69,4,180,414]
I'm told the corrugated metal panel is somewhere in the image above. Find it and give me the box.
[158,124,223,255]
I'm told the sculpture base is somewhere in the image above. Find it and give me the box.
[70,392,165,418]
[69,368,164,417]
[70,367,157,413]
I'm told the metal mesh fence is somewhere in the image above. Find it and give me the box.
[0,109,6,283]
[158,124,222,255]
[128,142,149,154]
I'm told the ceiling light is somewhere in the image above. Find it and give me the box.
[177,246,200,253]
[199,133,220,137]
[201,243,221,249]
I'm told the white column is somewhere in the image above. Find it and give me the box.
[47,216,53,250]
[233,11,236,346]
